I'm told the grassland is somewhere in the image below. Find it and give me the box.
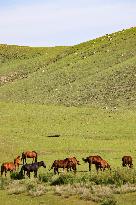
[0,27,136,204]
[0,27,136,107]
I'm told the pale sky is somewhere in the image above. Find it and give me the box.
[0,0,136,46]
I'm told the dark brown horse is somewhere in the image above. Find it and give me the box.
[1,162,16,177]
[122,156,133,168]
[21,151,37,164]
[20,161,46,178]
[82,155,103,171]
[95,159,111,172]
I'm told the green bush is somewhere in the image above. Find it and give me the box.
[39,173,54,183]
[51,173,77,185]
[10,172,24,180]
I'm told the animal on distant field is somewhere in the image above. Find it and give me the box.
[1,162,16,177]
[49,159,69,174]
[49,157,80,174]
[82,155,103,171]
[21,151,37,164]
[122,156,133,168]
[95,159,111,172]
[20,161,46,178]
[65,157,80,172]
[14,156,21,170]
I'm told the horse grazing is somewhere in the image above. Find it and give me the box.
[122,156,133,168]
[82,155,103,171]
[95,159,111,172]
[20,161,46,178]
[1,162,16,177]
[14,156,21,170]
[65,157,80,172]
[21,151,37,164]
[49,157,80,174]
[49,159,69,174]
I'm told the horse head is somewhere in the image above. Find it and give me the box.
[38,161,46,168]
[82,157,88,163]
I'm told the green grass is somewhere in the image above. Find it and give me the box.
[0,101,136,166]
[0,27,136,205]
[0,27,136,107]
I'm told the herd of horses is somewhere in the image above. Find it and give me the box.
[0,151,133,178]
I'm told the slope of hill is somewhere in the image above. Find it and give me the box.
[0,27,136,107]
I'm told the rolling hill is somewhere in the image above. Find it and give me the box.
[0,27,136,108]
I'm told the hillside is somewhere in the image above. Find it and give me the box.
[0,27,136,107]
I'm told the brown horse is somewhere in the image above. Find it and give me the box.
[65,157,80,172]
[49,157,80,174]
[14,156,21,170]
[95,159,111,172]
[1,162,16,177]
[122,156,133,168]
[49,159,69,174]
[21,151,37,164]
[82,155,103,171]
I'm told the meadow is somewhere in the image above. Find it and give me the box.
[0,27,136,204]
[0,101,136,204]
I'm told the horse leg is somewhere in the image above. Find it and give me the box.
[54,168,57,174]
[5,170,7,177]
[26,171,30,178]
[89,163,91,171]
[1,166,3,176]
[34,170,37,178]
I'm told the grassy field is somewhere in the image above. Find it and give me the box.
[0,101,136,204]
[0,27,136,204]
[0,27,136,107]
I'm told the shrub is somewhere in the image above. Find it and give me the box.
[39,173,54,183]
[10,172,24,180]
[51,173,77,185]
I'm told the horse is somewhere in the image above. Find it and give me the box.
[49,157,80,174]
[49,159,69,174]
[1,162,16,177]
[82,155,103,171]
[65,157,80,172]
[95,159,111,172]
[14,156,21,170]
[122,156,133,168]
[21,151,37,164]
[20,161,46,178]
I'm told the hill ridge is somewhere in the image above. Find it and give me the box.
[0,27,136,108]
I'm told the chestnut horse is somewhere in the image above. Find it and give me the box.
[14,156,21,170]
[49,157,80,174]
[82,155,103,171]
[95,159,111,172]
[65,157,80,172]
[1,162,16,177]
[49,159,69,174]
[21,151,37,164]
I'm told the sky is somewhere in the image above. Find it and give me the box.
[0,0,136,46]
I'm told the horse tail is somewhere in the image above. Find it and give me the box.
[49,163,54,171]
[1,164,5,176]
[32,151,38,162]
